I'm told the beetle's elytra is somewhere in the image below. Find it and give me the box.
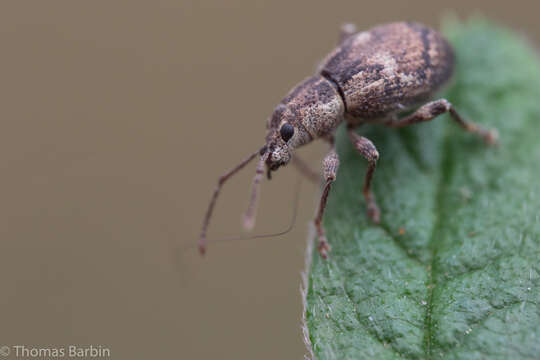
[199,22,498,258]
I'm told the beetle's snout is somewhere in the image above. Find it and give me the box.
[265,143,291,178]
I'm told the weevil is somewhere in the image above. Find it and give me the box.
[199,22,498,258]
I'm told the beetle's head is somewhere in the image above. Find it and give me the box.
[263,75,345,177]
[262,119,295,178]
[198,76,345,253]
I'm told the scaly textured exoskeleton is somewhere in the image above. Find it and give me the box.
[199,22,498,258]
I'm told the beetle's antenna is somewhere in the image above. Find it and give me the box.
[243,151,268,231]
[186,176,301,255]
[199,147,264,255]
[209,176,301,243]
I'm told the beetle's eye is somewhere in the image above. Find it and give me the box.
[279,123,294,142]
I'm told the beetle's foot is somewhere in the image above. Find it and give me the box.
[198,242,206,256]
[464,122,499,146]
[367,201,380,224]
[483,127,499,146]
[339,23,357,43]
[317,236,331,259]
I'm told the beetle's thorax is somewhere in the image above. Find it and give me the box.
[264,75,345,173]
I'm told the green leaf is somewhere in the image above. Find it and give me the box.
[304,20,540,360]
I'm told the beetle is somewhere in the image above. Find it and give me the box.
[198,21,498,258]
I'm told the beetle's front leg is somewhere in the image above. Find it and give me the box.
[348,128,381,223]
[314,148,339,259]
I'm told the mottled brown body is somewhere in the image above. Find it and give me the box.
[322,22,454,120]
[265,22,456,172]
[199,22,498,258]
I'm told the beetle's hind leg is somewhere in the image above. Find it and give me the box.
[348,128,381,224]
[339,23,357,43]
[385,99,499,145]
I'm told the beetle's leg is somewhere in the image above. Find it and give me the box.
[348,128,381,223]
[199,148,261,254]
[339,23,357,43]
[292,156,320,185]
[314,147,340,259]
[386,99,499,145]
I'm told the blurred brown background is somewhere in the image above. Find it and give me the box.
[0,1,538,359]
